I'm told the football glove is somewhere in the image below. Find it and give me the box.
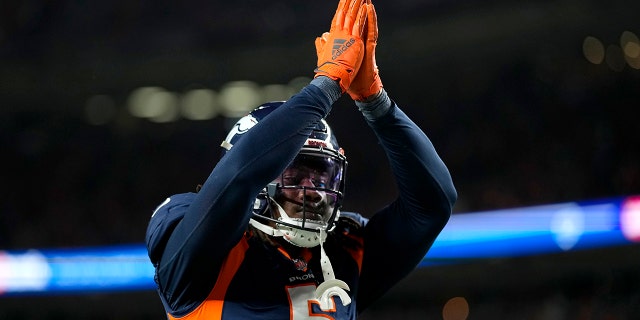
[314,0,368,93]
[347,0,383,101]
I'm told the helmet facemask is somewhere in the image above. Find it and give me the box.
[251,145,346,248]
[221,102,347,247]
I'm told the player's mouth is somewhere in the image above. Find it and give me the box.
[294,209,324,221]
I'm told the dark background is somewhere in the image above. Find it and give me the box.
[1,0,640,319]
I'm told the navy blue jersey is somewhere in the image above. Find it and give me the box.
[145,83,457,319]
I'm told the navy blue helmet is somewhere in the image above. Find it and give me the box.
[220,102,347,247]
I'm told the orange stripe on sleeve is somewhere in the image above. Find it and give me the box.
[169,235,250,320]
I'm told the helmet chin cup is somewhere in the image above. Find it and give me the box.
[278,224,324,248]
[275,202,326,248]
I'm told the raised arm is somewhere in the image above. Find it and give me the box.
[355,93,457,311]
[346,2,457,312]
[147,0,370,312]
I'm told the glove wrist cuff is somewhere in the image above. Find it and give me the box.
[355,89,391,121]
[314,63,353,92]
[310,76,343,103]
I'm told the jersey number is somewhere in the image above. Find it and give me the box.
[287,284,337,320]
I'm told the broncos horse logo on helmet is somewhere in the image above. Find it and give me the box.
[221,101,348,248]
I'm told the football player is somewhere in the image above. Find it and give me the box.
[146,0,457,318]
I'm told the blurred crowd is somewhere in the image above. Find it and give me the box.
[2,54,639,250]
[2,1,640,319]
[2,0,640,250]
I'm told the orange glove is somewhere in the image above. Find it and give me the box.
[347,1,383,101]
[314,0,368,93]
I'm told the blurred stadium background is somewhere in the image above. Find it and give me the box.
[1,0,640,319]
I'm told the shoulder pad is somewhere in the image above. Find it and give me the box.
[333,211,368,235]
[145,193,195,264]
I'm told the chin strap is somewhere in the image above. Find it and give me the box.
[313,227,352,308]
[249,218,285,237]
[249,205,352,308]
